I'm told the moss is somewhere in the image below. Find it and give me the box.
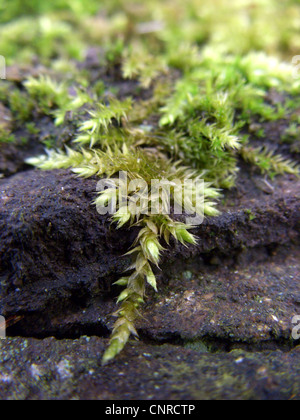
[1,0,299,363]
[9,90,34,122]
[184,339,209,353]
[245,210,256,222]
[25,122,40,136]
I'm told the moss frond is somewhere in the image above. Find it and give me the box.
[241,146,299,178]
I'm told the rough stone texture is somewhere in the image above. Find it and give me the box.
[0,169,299,340]
[0,337,299,400]
[0,103,12,132]
[0,167,299,399]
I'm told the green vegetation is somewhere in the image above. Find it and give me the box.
[0,130,15,144]
[0,0,299,363]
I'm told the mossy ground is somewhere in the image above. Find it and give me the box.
[0,0,299,183]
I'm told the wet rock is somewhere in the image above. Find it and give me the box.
[0,169,299,350]
[0,337,299,400]
[0,113,77,177]
[141,249,300,349]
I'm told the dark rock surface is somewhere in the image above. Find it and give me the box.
[0,168,299,399]
[0,337,299,400]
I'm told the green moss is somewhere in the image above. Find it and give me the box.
[1,0,299,363]
[0,130,16,144]
[245,210,256,222]
[241,146,299,178]
[9,90,34,122]
[282,123,300,145]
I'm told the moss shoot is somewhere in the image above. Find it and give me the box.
[0,0,299,363]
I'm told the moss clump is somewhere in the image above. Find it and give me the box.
[1,0,299,363]
[0,130,15,144]
[245,210,256,222]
